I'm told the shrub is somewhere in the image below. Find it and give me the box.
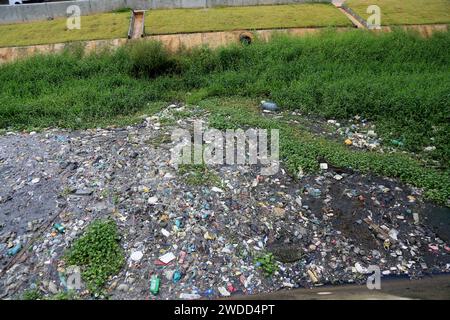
[127,40,175,78]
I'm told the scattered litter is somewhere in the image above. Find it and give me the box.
[179,293,201,300]
[148,196,158,205]
[161,228,171,237]
[158,252,176,264]
[131,250,143,262]
[218,286,231,297]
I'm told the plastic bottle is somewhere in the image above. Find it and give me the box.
[260,101,279,111]
[53,223,65,233]
[173,270,182,283]
[7,243,22,256]
[150,275,160,295]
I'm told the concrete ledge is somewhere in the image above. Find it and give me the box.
[0,26,338,64]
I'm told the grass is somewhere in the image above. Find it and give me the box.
[64,219,124,295]
[145,4,351,35]
[0,12,129,47]
[0,4,350,47]
[178,164,222,187]
[22,288,43,300]
[1,2,449,47]
[346,0,450,25]
[46,291,79,300]
[0,4,351,47]
[0,30,449,204]
[21,288,79,300]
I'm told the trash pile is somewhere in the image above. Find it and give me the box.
[330,115,381,150]
[0,104,449,300]
[261,111,382,151]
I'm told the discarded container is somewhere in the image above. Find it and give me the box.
[260,100,279,111]
[319,163,328,170]
[413,212,420,224]
[53,223,65,234]
[173,270,182,283]
[178,250,187,264]
[150,275,160,295]
[308,188,322,198]
[391,139,404,147]
[218,286,231,297]
[159,252,176,264]
[131,250,143,262]
[307,269,319,283]
[344,139,353,146]
[7,243,22,256]
[226,282,236,293]
[180,293,201,300]
[203,288,214,297]
[203,231,216,240]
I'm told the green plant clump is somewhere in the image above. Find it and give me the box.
[255,253,277,277]
[22,288,43,300]
[128,40,178,78]
[178,164,222,187]
[64,219,124,295]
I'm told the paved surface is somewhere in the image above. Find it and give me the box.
[332,0,367,29]
[131,11,145,39]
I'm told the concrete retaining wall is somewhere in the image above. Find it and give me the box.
[0,0,331,24]
[0,26,330,64]
[0,24,447,65]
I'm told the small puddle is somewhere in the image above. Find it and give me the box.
[423,204,450,243]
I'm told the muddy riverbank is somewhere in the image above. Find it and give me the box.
[0,104,449,299]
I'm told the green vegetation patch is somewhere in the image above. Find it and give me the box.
[255,252,277,277]
[145,4,351,35]
[0,12,129,47]
[0,4,349,47]
[22,288,43,300]
[178,164,222,187]
[64,219,124,295]
[346,0,450,25]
